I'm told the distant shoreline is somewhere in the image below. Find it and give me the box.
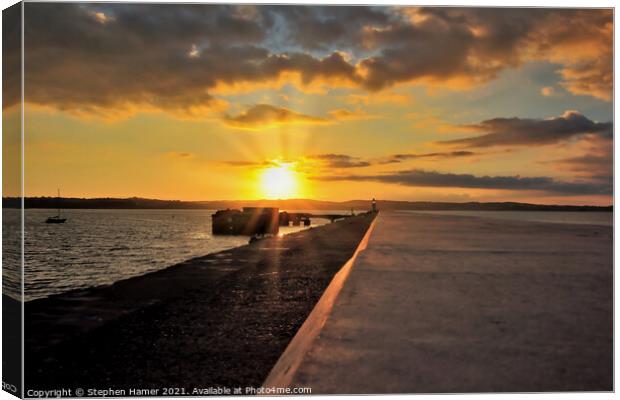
[2,197,612,212]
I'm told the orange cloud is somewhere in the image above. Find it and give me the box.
[530,11,612,100]
[540,86,555,97]
[222,104,328,129]
[327,107,379,121]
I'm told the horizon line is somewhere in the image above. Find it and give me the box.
[2,196,613,208]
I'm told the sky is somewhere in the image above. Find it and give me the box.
[2,4,614,204]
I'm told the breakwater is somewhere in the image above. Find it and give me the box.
[282,212,612,393]
[25,212,376,393]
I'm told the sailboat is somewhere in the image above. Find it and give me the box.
[45,189,67,224]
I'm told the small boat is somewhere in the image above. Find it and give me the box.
[45,216,67,224]
[45,189,67,224]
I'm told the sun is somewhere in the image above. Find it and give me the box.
[260,163,299,199]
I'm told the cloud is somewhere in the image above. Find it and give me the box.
[166,151,194,159]
[222,104,378,128]
[223,104,327,128]
[558,57,612,101]
[353,8,612,99]
[223,159,280,168]
[3,4,21,111]
[309,154,372,168]
[383,151,477,163]
[540,86,555,96]
[439,111,612,148]
[225,151,474,170]
[313,169,611,195]
[327,108,379,121]
[399,8,612,100]
[539,11,612,101]
[545,134,612,180]
[555,154,611,176]
[90,11,112,25]
[10,5,612,118]
[18,4,359,118]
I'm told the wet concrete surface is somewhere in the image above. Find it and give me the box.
[24,213,375,392]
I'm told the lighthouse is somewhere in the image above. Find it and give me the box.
[371,198,377,213]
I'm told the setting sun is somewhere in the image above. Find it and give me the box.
[260,163,299,199]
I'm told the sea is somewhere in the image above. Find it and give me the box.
[2,209,613,301]
[3,209,333,301]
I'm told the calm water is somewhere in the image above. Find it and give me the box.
[3,209,331,301]
[405,210,613,226]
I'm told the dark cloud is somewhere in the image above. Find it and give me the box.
[223,104,378,128]
[383,151,477,163]
[309,154,371,168]
[439,111,612,148]
[225,150,476,170]
[349,7,612,98]
[358,16,482,90]
[223,104,327,128]
[547,134,613,181]
[3,3,21,109]
[358,8,612,98]
[313,169,611,195]
[19,3,359,116]
[555,154,612,177]
[166,152,194,159]
[9,4,612,116]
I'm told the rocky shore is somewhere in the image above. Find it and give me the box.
[24,213,375,393]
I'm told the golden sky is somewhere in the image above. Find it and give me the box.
[3,4,613,205]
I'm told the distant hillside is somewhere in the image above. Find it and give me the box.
[2,197,612,212]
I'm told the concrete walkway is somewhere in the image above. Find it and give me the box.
[271,212,612,393]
